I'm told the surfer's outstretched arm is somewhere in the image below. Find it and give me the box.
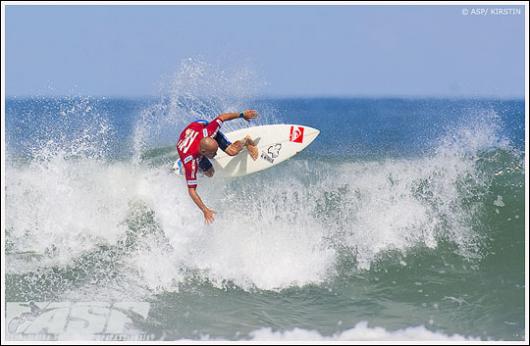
[218,110,258,123]
[188,187,216,224]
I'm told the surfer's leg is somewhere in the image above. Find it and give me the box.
[216,131,240,156]
[216,131,258,160]
[243,135,258,161]
[224,142,243,156]
[214,131,232,151]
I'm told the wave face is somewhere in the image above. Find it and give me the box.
[5,62,525,341]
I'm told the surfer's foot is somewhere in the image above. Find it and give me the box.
[244,136,258,161]
[247,144,258,161]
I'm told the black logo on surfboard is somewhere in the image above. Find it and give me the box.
[260,144,282,164]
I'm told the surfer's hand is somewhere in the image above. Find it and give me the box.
[204,167,215,177]
[242,110,258,121]
[243,135,256,146]
[203,208,216,224]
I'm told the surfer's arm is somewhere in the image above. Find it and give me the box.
[218,110,258,122]
[188,187,216,224]
[187,187,208,211]
[204,110,258,137]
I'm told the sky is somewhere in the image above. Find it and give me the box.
[4,4,526,98]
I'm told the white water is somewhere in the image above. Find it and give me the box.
[5,60,512,300]
[248,322,479,341]
[5,116,507,298]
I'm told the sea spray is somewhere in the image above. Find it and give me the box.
[5,78,524,340]
[132,59,274,164]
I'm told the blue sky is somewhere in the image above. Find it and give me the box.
[5,4,526,98]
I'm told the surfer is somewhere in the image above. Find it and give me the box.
[176,110,259,224]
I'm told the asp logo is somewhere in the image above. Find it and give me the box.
[289,126,304,143]
[6,302,152,340]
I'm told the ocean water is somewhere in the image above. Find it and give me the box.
[4,68,525,341]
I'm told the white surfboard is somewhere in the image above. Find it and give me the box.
[173,124,319,177]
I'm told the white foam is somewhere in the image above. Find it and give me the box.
[5,120,506,295]
[493,195,505,207]
[6,81,513,298]
[6,159,145,268]
[184,201,337,291]
[249,322,479,341]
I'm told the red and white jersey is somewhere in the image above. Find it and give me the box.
[176,117,223,188]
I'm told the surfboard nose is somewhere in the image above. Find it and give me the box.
[309,127,320,136]
[302,126,320,145]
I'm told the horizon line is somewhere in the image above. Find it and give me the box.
[5,93,526,101]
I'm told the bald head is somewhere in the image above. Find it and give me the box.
[200,137,219,158]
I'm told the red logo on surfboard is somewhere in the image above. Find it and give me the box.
[289,126,304,143]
